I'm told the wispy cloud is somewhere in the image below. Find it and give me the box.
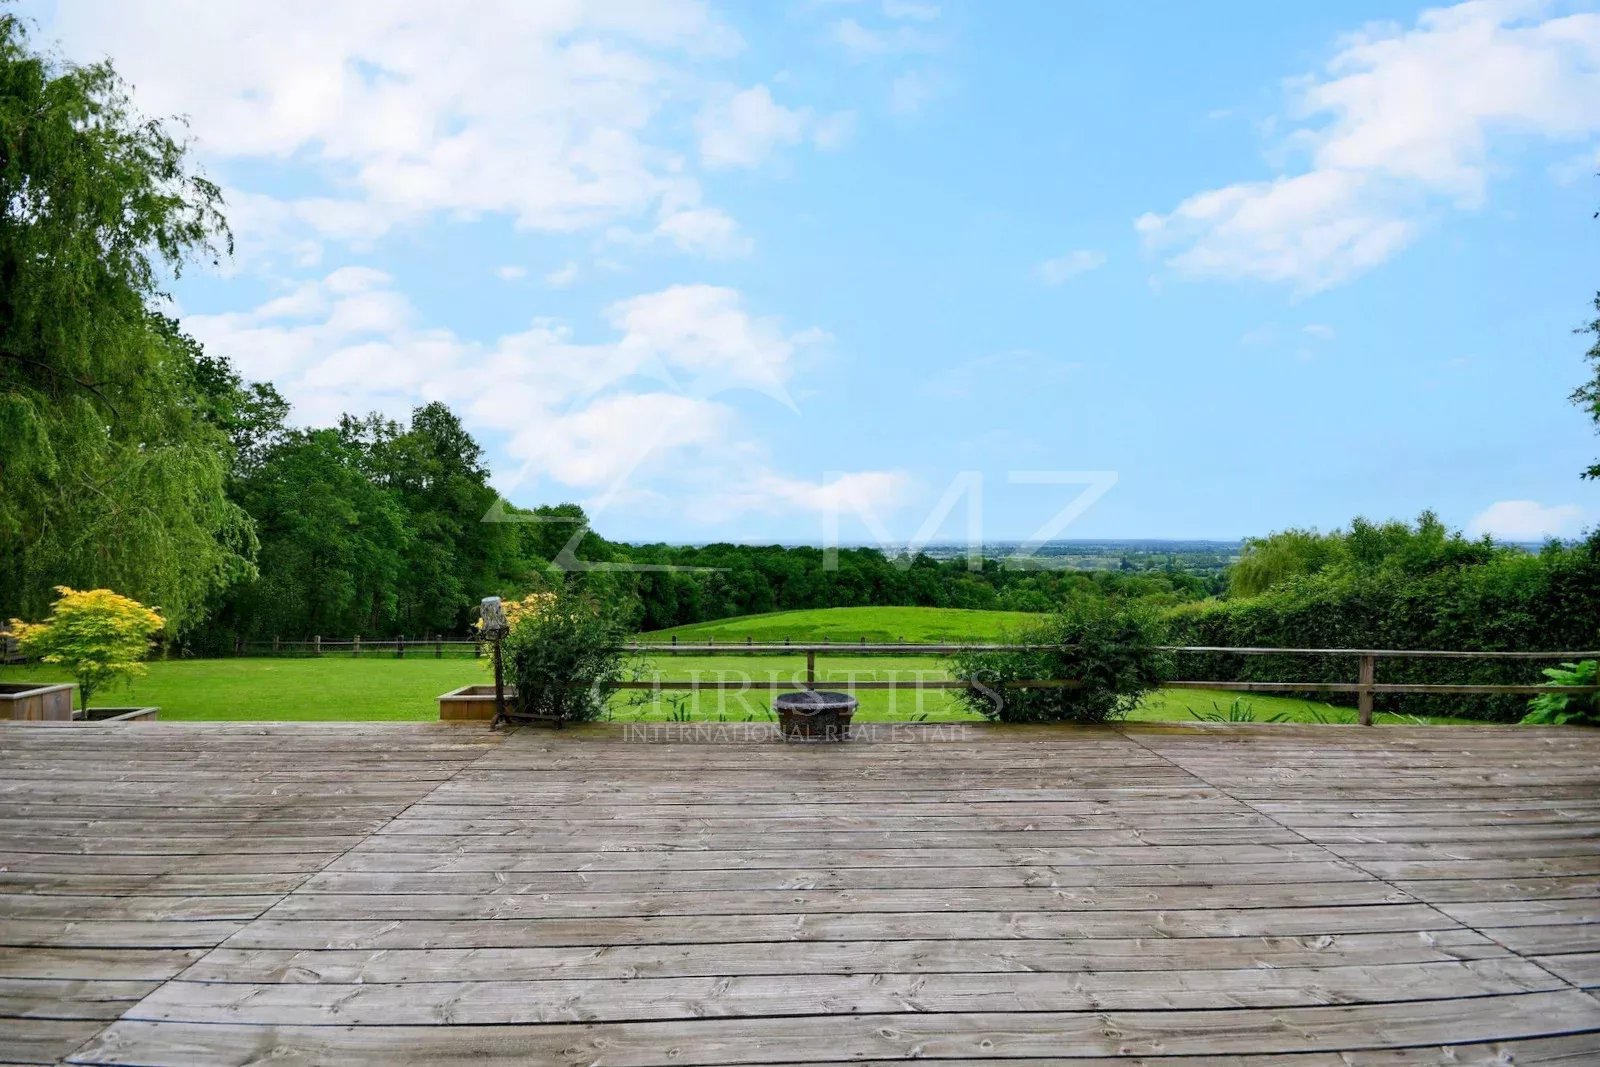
[1467,500,1587,541]
[1138,2,1600,291]
[1034,250,1107,286]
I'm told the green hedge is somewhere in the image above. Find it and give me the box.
[1165,536,1600,721]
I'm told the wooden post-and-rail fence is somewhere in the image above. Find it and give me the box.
[243,636,481,658]
[236,636,1598,725]
[622,641,1600,726]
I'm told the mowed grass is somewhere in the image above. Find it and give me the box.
[1,652,1477,725]
[641,606,1043,644]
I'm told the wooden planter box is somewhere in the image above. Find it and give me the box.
[76,707,159,724]
[0,682,76,721]
[438,685,511,722]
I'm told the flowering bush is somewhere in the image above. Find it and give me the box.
[11,587,164,709]
[496,587,631,723]
[475,592,559,635]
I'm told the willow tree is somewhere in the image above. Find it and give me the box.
[0,15,254,632]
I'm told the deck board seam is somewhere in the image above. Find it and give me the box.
[55,724,520,1064]
[1113,725,1597,999]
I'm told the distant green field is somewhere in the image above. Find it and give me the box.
[642,606,1044,644]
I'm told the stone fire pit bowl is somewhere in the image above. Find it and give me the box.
[774,689,857,741]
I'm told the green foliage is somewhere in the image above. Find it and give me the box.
[1226,512,1494,599]
[0,17,252,632]
[1575,293,1600,480]
[1522,661,1600,726]
[948,602,1172,724]
[608,543,1214,639]
[1188,697,1288,723]
[1229,529,1344,597]
[201,403,552,649]
[11,587,163,708]
[1173,517,1600,722]
[500,587,632,723]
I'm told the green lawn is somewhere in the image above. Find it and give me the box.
[641,606,1044,644]
[0,653,1479,725]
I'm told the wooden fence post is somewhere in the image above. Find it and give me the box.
[397,634,406,659]
[314,635,321,657]
[353,635,361,658]
[271,635,280,655]
[435,634,443,658]
[806,649,817,688]
[1358,654,1376,726]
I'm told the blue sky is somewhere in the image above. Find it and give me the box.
[24,0,1600,545]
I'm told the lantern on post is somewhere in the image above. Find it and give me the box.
[480,596,510,728]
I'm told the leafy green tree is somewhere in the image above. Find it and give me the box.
[226,429,410,638]
[1576,293,1600,480]
[11,587,164,709]
[0,16,252,631]
[175,326,289,482]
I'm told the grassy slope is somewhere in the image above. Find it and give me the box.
[642,606,1043,644]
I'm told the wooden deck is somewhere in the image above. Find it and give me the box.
[2,721,1598,1065]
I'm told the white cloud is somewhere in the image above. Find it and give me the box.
[882,0,940,21]
[39,1,769,261]
[1137,1,1600,291]
[1303,323,1337,341]
[1034,250,1107,285]
[495,265,527,282]
[655,208,754,258]
[184,271,887,520]
[691,87,855,168]
[695,85,810,169]
[1467,500,1587,541]
[811,109,859,151]
[544,262,580,288]
[888,70,941,116]
[832,17,939,58]
[743,470,916,516]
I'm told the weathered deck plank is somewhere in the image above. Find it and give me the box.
[0,720,1594,1065]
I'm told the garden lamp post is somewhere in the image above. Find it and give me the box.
[480,596,509,728]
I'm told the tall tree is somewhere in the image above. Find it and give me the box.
[1576,293,1600,480]
[0,16,252,630]
[226,429,410,639]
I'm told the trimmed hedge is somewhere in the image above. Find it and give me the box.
[1165,535,1600,721]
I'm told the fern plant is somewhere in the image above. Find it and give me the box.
[1522,661,1600,726]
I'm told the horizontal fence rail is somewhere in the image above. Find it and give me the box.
[225,635,1598,726]
[614,642,1598,726]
